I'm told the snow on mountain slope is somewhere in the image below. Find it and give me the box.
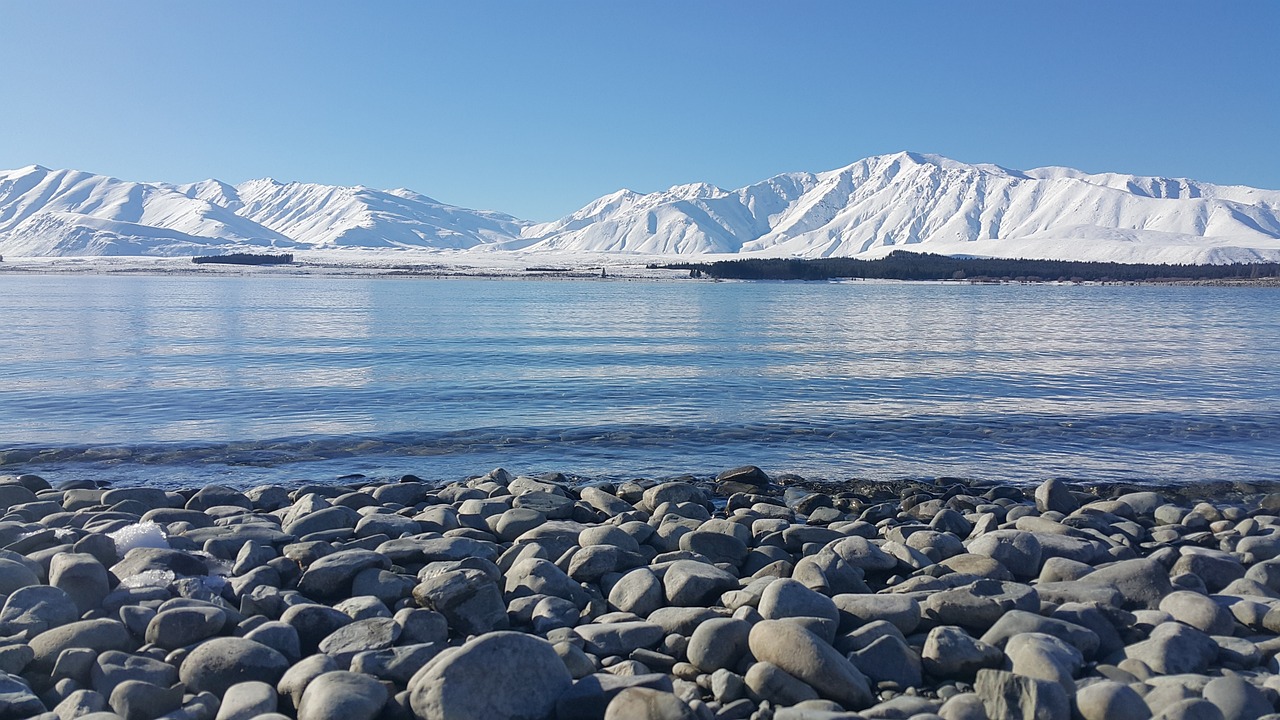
[0,165,294,256]
[201,179,530,250]
[519,173,820,254]
[531,152,1280,262]
[3,153,1280,263]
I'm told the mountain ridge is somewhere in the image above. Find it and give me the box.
[3,152,1279,264]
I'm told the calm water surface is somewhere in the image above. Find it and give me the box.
[2,274,1277,488]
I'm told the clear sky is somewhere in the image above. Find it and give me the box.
[1,1,1276,221]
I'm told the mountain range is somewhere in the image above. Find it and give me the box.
[3,152,1279,264]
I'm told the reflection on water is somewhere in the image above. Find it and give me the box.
[1,275,1278,488]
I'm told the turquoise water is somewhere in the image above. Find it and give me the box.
[2,274,1277,488]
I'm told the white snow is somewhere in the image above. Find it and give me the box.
[2,152,1279,265]
[108,521,169,558]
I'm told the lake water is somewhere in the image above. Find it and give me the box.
[2,273,1278,489]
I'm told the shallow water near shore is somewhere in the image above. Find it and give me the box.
[2,274,1278,488]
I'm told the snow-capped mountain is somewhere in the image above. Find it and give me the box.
[175,179,529,249]
[3,152,1280,263]
[0,165,296,256]
[520,153,1280,263]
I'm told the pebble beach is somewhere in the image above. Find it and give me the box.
[4,468,1280,720]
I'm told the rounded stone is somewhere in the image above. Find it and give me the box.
[296,671,388,720]
[747,619,872,709]
[758,578,839,627]
[687,617,751,673]
[109,679,184,720]
[0,584,80,637]
[1201,675,1273,720]
[662,560,739,607]
[1158,591,1236,635]
[966,530,1042,579]
[604,687,697,720]
[409,631,572,720]
[179,637,290,697]
[30,619,135,673]
[1073,680,1153,720]
[607,567,665,617]
[0,557,39,596]
[145,606,227,650]
[214,681,278,720]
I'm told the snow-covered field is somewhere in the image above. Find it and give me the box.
[0,248,705,279]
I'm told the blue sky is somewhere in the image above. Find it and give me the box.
[1,1,1276,220]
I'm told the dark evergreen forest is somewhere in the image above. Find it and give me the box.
[656,251,1280,282]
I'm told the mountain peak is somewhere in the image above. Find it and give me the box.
[3,155,1279,264]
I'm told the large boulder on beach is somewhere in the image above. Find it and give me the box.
[662,560,739,606]
[1078,558,1172,609]
[409,631,572,720]
[297,549,390,600]
[748,619,873,709]
[922,625,1004,680]
[0,558,39,596]
[413,568,509,636]
[0,673,46,718]
[0,585,79,637]
[179,637,290,696]
[975,668,1070,720]
[296,671,388,720]
[1124,622,1218,675]
[30,618,135,673]
[687,617,752,673]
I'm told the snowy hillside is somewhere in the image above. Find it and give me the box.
[3,153,1280,263]
[176,179,529,249]
[524,153,1280,263]
[0,165,295,256]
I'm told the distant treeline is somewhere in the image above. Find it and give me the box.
[656,251,1280,282]
[192,253,294,266]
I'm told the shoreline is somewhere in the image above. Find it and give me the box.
[4,467,1280,719]
[3,253,1280,287]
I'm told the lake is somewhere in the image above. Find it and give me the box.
[2,273,1278,489]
